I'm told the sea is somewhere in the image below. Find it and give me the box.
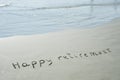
[0,0,120,37]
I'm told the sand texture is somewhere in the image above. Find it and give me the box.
[0,19,120,80]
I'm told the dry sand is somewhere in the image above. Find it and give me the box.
[0,18,120,80]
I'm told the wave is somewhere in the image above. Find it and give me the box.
[0,3,10,8]
[4,2,120,11]
[30,3,120,10]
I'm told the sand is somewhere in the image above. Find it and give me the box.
[0,18,120,80]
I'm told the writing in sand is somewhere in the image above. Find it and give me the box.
[12,48,111,70]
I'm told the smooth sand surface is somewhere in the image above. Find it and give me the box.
[0,18,120,80]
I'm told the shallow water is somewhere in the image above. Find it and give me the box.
[0,0,120,37]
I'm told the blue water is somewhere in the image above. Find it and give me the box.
[0,0,120,37]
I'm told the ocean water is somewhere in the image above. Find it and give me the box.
[0,0,120,37]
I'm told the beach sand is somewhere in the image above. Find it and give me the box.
[0,18,120,80]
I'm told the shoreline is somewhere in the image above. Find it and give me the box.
[0,17,120,39]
